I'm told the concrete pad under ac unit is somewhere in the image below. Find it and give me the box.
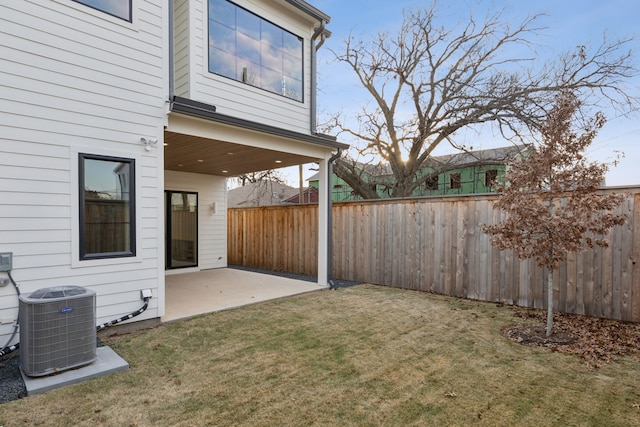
[21,346,128,396]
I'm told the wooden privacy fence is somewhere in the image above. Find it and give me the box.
[84,199,129,253]
[228,188,640,322]
[227,205,318,276]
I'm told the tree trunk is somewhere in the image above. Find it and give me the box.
[546,269,554,337]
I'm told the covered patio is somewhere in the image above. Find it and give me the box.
[163,268,328,322]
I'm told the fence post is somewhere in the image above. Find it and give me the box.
[633,193,640,322]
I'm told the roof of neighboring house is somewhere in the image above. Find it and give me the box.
[283,186,319,203]
[425,145,529,169]
[307,144,529,181]
[228,181,299,207]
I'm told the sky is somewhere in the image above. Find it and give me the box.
[278,0,640,188]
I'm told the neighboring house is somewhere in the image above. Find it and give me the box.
[309,145,529,201]
[227,181,298,207]
[283,186,319,203]
[228,180,318,206]
[0,0,345,345]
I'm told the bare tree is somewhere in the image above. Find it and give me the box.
[326,3,638,198]
[234,170,286,187]
[483,91,626,337]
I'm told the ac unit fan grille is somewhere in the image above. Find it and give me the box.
[19,286,96,377]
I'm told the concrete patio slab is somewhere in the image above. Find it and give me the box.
[21,346,128,396]
[164,268,327,322]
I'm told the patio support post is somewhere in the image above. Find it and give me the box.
[317,155,329,285]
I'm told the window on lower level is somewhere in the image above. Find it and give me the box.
[74,0,132,22]
[208,0,304,102]
[79,153,136,260]
[450,173,461,189]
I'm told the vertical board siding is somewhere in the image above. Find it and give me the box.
[229,188,639,322]
[228,204,318,276]
[173,0,191,98]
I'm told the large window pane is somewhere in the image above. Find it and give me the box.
[209,0,235,27]
[283,52,301,78]
[236,7,260,41]
[262,44,283,74]
[210,21,236,54]
[283,32,302,59]
[237,32,261,65]
[74,0,131,22]
[208,0,303,102]
[261,67,283,94]
[79,154,135,260]
[283,76,302,102]
[237,61,260,85]
[210,47,236,80]
[261,20,283,49]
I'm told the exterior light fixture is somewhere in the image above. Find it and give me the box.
[140,137,158,151]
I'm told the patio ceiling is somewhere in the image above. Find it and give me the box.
[164,130,319,176]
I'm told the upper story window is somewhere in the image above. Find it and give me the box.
[74,0,132,22]
[425,175,439,191]
[450,173,461,189]
[484,169,498,187]
[208,0,304,102]
[79,153,136,260]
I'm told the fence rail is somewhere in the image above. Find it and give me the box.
[228,187,640,322]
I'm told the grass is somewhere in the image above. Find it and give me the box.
[1,284,640,426]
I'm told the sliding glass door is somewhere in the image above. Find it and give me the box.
[165,191,198,269]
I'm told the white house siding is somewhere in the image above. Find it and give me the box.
[0,0,167,345]
[174,0,192,99]
[165,171,227,270]
[174,0,317,134]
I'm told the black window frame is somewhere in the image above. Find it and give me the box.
[73,0,132,22]
[79,153,136,261]
[165,191,199,270]
[207,0,305,102]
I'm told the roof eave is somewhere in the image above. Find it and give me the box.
[170,96,348,151]
[283,0,331,23]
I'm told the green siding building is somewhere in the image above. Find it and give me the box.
[309,145,528,201]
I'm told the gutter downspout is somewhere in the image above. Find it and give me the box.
[327,147,342,288]
[310,20,327,134]
[168,0,175,101]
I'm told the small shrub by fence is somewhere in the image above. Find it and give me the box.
[228,188,640,322]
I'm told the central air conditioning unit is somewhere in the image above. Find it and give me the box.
[19,286,97,377]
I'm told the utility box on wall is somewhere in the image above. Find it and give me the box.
[19,286,97,377]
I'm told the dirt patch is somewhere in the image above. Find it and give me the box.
[503,324,576,346]
[502,307,640,368]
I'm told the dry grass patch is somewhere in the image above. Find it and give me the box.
[1,284,640,426]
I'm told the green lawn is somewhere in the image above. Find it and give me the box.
[1,284,639,426]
